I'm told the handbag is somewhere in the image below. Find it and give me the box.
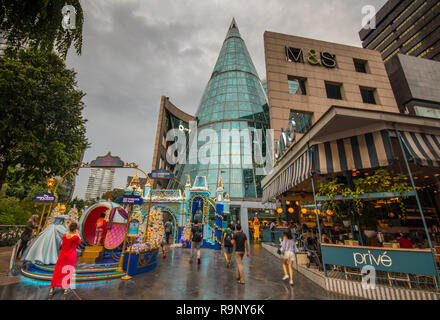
[277,248,282,255]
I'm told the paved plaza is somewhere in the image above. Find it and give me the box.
[0,245,355,300]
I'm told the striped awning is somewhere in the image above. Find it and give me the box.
[262,151,312,203]
[313,130,395,174]
[399,131,440,167]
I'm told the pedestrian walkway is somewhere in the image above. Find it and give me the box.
[0,244,355,300]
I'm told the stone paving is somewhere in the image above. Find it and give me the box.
[0,244,356,300]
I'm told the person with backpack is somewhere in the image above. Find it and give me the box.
[190,219,203,265]
[223,225,234,268]
[164,218,173,244]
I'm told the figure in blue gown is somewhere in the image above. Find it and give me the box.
[21,216,68,265]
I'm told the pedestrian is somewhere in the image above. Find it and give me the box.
[93,213,106,245]
[165,218,173,244]
[270,221,276,243]
[48,221,81,299]
[190,219,203,265]
[232,224,250,285]
[280,229,298,286]
[223,225,234,268]
[17,215,39,259]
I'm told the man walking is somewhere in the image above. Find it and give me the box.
[190,219,203,265]
[164,218,173,244]
[232,224,250,284]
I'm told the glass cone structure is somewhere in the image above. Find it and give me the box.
[170,19,270,200]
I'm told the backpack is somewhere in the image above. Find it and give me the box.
[193,226,202,242]
[224,232,233,247]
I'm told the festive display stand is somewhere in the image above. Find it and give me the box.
[123,248,159,276]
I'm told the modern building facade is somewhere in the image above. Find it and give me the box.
[261,30,440,223]
[84,168,115,201]
[359,0,440,63]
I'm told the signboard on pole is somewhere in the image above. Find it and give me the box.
[148,169,174,179]
[121,195,143,205]
[34,192,56,203]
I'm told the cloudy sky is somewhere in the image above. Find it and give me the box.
[68,0,387,199]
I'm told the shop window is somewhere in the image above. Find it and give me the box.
[289,110,312,134]
[353,59,368,73]
[287,76,307,95]
[360,87,377,105]
[325,82,343,100]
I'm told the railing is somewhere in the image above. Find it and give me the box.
[0,225,25,247]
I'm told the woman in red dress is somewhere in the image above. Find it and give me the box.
[49,222,81,298]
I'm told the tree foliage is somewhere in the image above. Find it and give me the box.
[0,48,89,191]
[0,0,84,59]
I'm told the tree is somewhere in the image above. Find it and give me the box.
[0,0,84,59]
[0,48,88,192]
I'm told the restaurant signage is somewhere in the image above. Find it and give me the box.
[321,244,437,276]
[275,118,296,160]
[34,192,56,203]
[121,195,143,205]
[286,46,336,68]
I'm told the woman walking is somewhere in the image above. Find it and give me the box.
[49,222,81,298]
[280,230,298,286]
[17,215,39,259]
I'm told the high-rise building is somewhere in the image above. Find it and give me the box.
[84,168,115,201]
[359,0,440,118]
[359,0,440,63]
